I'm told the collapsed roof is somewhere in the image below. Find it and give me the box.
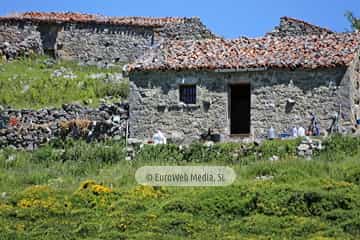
[0,11,195,27]
[128,32,360,72]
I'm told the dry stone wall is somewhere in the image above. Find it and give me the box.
[0,103,129,150]
[129,67,352,143]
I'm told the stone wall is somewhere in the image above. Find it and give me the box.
[155,18,215,40]
[56,24,154,64]
[129,67,352,143]
[129,72,228,143]
[0,18,216,63]
[267,17,333,37]
[0,23,42,59]
[346,50,360,133]
[0,103,129,150]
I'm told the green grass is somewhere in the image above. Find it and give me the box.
[0,55,129,109]
[1,136,360,239]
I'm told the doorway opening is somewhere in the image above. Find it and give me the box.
[38,24,59,58]
[229,83,251,135]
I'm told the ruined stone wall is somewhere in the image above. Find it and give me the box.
[267,17,333,37]
[155,18,216,40]
[129,67,350,143]
[0,22,42,59]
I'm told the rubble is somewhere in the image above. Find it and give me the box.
[51,67,77,79]
[204,141,215,147]
[297,137,323,158]
[269,155,279,161]
[255,175,274,181]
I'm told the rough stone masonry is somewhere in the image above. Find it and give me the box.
[129,66,357,144]
[128,26,360,143]
[0,103,129,150]
[1,13,360,146]
[0,12,216,63]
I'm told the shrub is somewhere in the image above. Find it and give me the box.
[323,135,360,160]
[257,138,301,159]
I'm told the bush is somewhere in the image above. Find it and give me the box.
[1,137,360,239]
[95,81,129,99]
[322,135,360,161]
[135,142,257,164]
[257,138,301,159]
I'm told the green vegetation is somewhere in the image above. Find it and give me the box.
[0,55,129,109]
[1,136,360,239]
[345,11,360,31]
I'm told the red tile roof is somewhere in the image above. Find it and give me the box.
[128,32,360,72]
[0,12,190,27]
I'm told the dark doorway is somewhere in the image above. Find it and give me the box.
[230,84,251,135]
[38,24,59,58]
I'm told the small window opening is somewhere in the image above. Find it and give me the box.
[180,85,196,104]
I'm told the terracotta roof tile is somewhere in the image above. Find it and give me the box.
[128,32,360,72]
[0,11,190,27]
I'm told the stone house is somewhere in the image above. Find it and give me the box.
[0,12,215,63]
[127,19,360,143]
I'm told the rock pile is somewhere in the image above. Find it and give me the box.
[0,103,129,150]
[51,67,77,79]
[297,137,323,158]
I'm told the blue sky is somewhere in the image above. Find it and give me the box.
[0,0,359,38]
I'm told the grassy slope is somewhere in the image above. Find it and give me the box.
[1,136,360,239]
[0,56,129,109]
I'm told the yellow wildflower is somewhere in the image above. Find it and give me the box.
[17,198,57,209]
[130,185,163,199]
[78,180,112,195]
